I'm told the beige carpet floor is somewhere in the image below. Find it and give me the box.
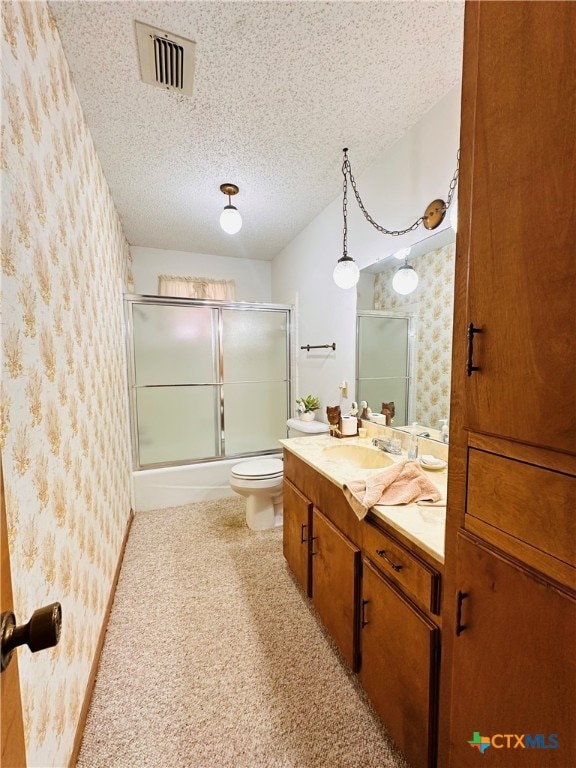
[77,498,411,768]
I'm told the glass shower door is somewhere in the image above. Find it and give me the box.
[222,308,289,455]
[131,302,220,466]
[127,297,292,468]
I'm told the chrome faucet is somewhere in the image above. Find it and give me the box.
[371,437,402,455]
[372,437,389,451]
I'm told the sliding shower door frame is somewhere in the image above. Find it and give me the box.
[124,294,292,470]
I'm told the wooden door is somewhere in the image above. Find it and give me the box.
[448,532,576,767]
[311,508,360,670]
[460,0,576,453]
[361,558,439,768]
[282,479,312,596]
[1,457,27,767]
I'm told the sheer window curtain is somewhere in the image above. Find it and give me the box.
[158,275,236,300]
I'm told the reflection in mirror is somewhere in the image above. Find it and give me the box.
[356,312,414,427]
[356,228,456,440]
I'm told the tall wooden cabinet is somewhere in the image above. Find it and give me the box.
[447,532,576,767]
[441,2,576,766]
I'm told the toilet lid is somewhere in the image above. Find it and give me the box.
[231,458,284,480]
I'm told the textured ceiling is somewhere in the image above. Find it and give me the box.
[48,1,464,260]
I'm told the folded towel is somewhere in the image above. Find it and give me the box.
[342,460,442,520]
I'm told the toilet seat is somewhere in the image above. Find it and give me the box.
[231,458,283,481]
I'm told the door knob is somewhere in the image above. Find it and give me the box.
[1,602,62,672]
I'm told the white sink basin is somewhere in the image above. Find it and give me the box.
[322,444,394,469]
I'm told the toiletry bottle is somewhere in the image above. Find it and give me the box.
[407,422,419,460]
[440,419,449,444]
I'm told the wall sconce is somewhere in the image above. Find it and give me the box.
[219,183,242,234]
[333,148,459,292]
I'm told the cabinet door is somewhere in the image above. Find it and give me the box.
[282,479,312,596]
[361,558,439,768]
[460,1,576,452]
[312,508,360,670]
[448,532,576,768]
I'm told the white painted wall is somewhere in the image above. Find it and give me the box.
[271,87,461,422]
[130,246,272,302]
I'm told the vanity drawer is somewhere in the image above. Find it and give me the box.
[362,521,441,614]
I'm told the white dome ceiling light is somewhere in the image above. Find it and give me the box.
[333,256,360,289]
[392,261,419,295]
[219,183,242,234]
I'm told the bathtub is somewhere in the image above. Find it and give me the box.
[132,455,282,512]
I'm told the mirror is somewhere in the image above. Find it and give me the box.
[356,227,456,441]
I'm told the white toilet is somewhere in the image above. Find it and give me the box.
[230,457,284,531]
[230,418,329,531]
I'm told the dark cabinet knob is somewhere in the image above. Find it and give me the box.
[1,602,62,672]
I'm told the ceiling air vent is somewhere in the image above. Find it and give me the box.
[135,21,196,96]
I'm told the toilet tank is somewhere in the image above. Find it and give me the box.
[286,418,330,439]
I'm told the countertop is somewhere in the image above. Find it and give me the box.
[279,434,446,564]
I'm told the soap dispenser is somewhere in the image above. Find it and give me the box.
[407,422,419,461]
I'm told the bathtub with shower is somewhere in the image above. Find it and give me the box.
[125,295,291,511]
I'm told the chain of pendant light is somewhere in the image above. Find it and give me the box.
[342,147,460,240]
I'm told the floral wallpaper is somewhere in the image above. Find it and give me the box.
[374,242,455,428]
[1,3,133,766]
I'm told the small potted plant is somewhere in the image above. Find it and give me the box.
[296,394,320,422]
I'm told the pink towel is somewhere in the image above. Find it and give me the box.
[342,460,442,520]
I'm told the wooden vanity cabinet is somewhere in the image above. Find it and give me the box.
[361,520,441,768]
[283,450,443,767]
[361,558,439,768]
[282,453,363,670]
[441,3,576,766]
[311,508,360,670]
[282,478,312,596]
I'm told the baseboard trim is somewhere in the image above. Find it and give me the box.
[68,508,135,767]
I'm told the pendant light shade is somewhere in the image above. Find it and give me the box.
[392,262,419,295]
[220,205,242,234]
[333,255,360,289]
[219,184,242,234]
